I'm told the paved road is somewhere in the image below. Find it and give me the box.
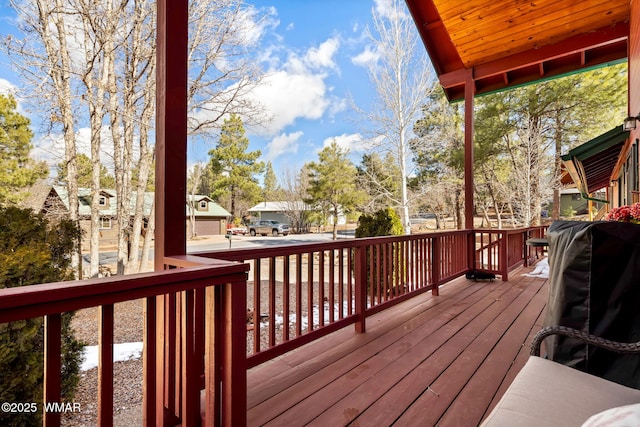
[189,230,355,252]
[85,230,356,266]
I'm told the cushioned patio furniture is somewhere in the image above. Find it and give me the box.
[480,326,640,426]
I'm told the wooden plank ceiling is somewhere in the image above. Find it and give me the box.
[406,0,630,101]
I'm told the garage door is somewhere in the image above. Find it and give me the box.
[195,219,220,235]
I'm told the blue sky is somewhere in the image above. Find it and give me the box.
[194,0,394,176]
[0,0,418,179]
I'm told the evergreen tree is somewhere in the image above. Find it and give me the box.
[208,114,264,218]
[0,94,47,205]
[412,87,465,229]
[306,141,363,240]
[56,153,116,188]
[0,206,83,426]
[263,161,281,201]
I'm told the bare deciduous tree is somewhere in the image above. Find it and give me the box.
[6,0,82,276]
[279,166,312,233]
[355,0,435,233]
[5,0,269,276]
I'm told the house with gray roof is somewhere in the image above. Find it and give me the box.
[33,186,230,249]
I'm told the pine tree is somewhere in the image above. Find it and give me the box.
[306,141,363,240]
[208,114,264,218]
[0,207,83,426]
[56,153,116,188]
[263,161,281,201]
[0,94,47,205]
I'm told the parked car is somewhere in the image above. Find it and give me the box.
[248,220,289,237]
[226,226,247,235]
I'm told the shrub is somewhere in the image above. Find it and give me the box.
[355,208,404,238]
[0,207,83,425]
[355,208,405,299]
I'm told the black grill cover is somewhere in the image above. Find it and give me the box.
[544,220,640,388]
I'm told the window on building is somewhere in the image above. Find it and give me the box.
[100,218,112,229]
[199,200,207,209]
[99,196,107,206]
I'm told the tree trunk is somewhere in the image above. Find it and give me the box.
[36,0,80,277]
[140,201,155,272]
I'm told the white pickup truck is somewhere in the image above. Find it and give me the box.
[248,220,290,237]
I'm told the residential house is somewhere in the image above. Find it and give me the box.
[30,186,229,250]
[558,188,607,218]
[186,195,231,236]
[34,186,153,250]
[247,201,346,233]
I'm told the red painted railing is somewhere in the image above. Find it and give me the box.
[0,258,249,427]
[0,227,546,426]
[473,226,547,280]
[191,229,494,366]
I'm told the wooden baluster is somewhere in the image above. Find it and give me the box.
[203,286,221,427]
[328,250,335,323]
[181,290,198,426]
[268,257,276,347]
[44,314,62,427]
[295,253,302,337]
[338,248,344,319]
[354,245,367,333]
[432,238,441,296]
[307,252,314,332]
[318,251,325,327]
[98,305,114,427]
[283,255,290,342]
[253,260,261,353]
[143,296,156,426]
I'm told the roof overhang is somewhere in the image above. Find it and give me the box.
[561,126,630,194]
[405,0,630,101]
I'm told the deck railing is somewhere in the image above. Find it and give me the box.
[474,226,547,280]
[189,227,545,367]
[0,258,249,427]
[0,226,546,426]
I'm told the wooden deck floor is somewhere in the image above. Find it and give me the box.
[247,264,548,427]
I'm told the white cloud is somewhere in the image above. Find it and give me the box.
[247,36,344,136]
[323,133,371,153]
[238,5,279,47]
[265,131,303,160]
[374,0,408,20]
[0,78,30,116]
[0,78,17,96]
[304,37,340,70]
[31,126,119,172]
[251,70,329,135]
[352,45,379,68]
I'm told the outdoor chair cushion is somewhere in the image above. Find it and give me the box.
[480,356,640,426]
[582,403,640,426]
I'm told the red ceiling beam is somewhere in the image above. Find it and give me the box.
[438,21,629,93]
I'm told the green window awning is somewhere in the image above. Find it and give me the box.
[561,126,629,195]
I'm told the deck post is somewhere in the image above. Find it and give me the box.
[500,232,509,281]
[464,69,475,230]
[431,237,440,296]
[222,281,247,426]
[155,0,188,424]
[354,245,367,333]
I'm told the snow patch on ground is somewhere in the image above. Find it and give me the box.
[81,342,143,371]
[523,257,549,279]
